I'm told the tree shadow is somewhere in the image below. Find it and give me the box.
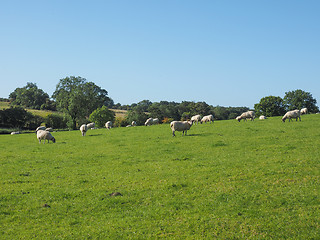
[88,134,103,137]
[185,132,213,137]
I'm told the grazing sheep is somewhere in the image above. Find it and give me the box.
[37,130,56,143]
[11,131,20,135]
[282,110,301,122]
[236,111,255,122]
[300,108,308,115]
[170,121,193,137]
[201,114,214,124]
[86,122,95,129]
[45,127,53,132]
[105,121,112,130]
[36,126,46,132]
[131,121,137,126]
[145,118,159,126]
[80,124,88,136]
[191,115,201,124]
[259,115,267,120]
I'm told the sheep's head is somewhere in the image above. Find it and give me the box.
[52,137,56,143]
[236,116,241,122]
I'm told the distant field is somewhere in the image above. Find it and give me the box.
[0,101,10,109]
[0,101,127,119]
[0,114,319,239]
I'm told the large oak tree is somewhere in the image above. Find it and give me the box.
[52,76,113,129]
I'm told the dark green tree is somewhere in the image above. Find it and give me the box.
[44,114,68,129]
[89,106,115,127]
[0,106,43,129]
[126,108,149,126]
[283,89,319,113]
[52,76,113,129]
[9,82,49,110]
[254,96,286,117]
[213,106,229,120]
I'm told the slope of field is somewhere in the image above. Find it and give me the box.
[0,115,319,239]
[0,101,126,119]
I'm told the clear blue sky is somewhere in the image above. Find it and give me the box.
[1,1,319,108]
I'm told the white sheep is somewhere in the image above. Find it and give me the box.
[236,111,255,122]
[145,118,159,126]
[201,114,214,124]
[36,126,46,132]
[37,130,56,143]
[282,110,301,122]
[80,124,88,136]
[191,115,201,124]
[259,115,267,120]
[105,121,112,130]
[86,122,95,129]
[131,121,137,126]
[300,108,308,115]
[170,121,193,137]
[11,131,20,135]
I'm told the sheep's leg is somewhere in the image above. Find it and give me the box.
[172,131,175,137]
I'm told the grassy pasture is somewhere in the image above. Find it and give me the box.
[0,115,319,239]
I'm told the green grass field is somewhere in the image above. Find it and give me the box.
[1,115,319,239]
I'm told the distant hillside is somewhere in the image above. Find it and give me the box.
[0,101,127,118]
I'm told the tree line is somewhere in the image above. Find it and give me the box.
[1,76,318,130]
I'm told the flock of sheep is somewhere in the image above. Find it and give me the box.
[33,108,308,142]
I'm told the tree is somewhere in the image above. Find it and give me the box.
[89,106,115,127]
[126,108,148,126]
[0,106,43,129]
[52,76,113,129]
[44,114,68,129]
[254,96,286,117]
[213,106,229,120]
[283,89,319,113]
[9,82,49,110]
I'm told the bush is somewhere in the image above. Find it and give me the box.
[162,117,174,124]
[114,117,128,128]
[89,106,115,127]
[45,114,68,129]
[181,112,191,121]
[126,109,148,126]
[24,113,43,130]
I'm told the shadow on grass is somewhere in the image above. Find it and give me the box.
[186,133,213,137]
[88,134,103,137]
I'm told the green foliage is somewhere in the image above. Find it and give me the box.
[0,106,43,129]
[89,106,115,127]
[254,96,286,117]
[9,82,50,110]
[126,108,148,126]
[45,113,68,129]
[181,112,191,121]
[52,76,113,129]
[0,115,319,238]
[113,117,128,127]
[40,98,56,111]
[213,106,250,120]
[284,89,319,112]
